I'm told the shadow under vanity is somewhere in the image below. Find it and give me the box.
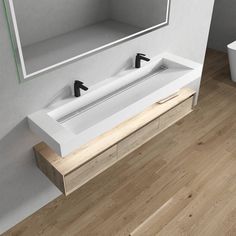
[4,0,203,195]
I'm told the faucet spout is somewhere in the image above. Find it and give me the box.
[74,80,88,97]
[135,53,150,68]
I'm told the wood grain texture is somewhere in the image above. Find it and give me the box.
[4,49,236,236]
[64,145,118,195]
[34,149,65,194]
[159,97,193,131]
[117,117,160,158]
[35,88,195,175]
[34,89,194,195]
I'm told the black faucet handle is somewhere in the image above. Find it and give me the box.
[74,80,84,85]
[137,53,146,57]
[74,80,88,90]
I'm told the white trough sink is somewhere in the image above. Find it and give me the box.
[28,53,202,157]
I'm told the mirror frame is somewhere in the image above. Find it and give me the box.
[4,0,171,82]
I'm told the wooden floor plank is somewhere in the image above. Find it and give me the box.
[4,49,236,236]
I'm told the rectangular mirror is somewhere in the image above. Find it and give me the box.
[4,0,170,81]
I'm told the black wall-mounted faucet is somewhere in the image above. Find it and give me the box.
[74,80,88,97]
[135,53,150,68]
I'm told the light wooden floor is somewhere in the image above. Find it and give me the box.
[4,49,236,236]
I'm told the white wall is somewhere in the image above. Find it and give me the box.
[0,0,214,233]
[13,0,110,46]
[110,0,168,29]
[208,0,236,52]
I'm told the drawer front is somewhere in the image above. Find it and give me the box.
[159,96,193,130]
[65,145,117,194]
[117,118,160,158]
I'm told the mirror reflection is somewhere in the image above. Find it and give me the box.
[4,0,170,80]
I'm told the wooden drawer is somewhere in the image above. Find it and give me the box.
[64,145,117,194]
[34,89,195,196]
[159,96,193,130]
[117,118,160,158]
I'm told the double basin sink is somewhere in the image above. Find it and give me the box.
[28,53,202,157]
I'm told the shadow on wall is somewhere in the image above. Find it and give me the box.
[111,57,135,77]
[0,119,60,232]
[46,85,72,107]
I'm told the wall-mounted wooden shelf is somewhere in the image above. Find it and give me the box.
[34,88,195,196]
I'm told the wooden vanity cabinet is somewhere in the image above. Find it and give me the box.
[34,88,195,195]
